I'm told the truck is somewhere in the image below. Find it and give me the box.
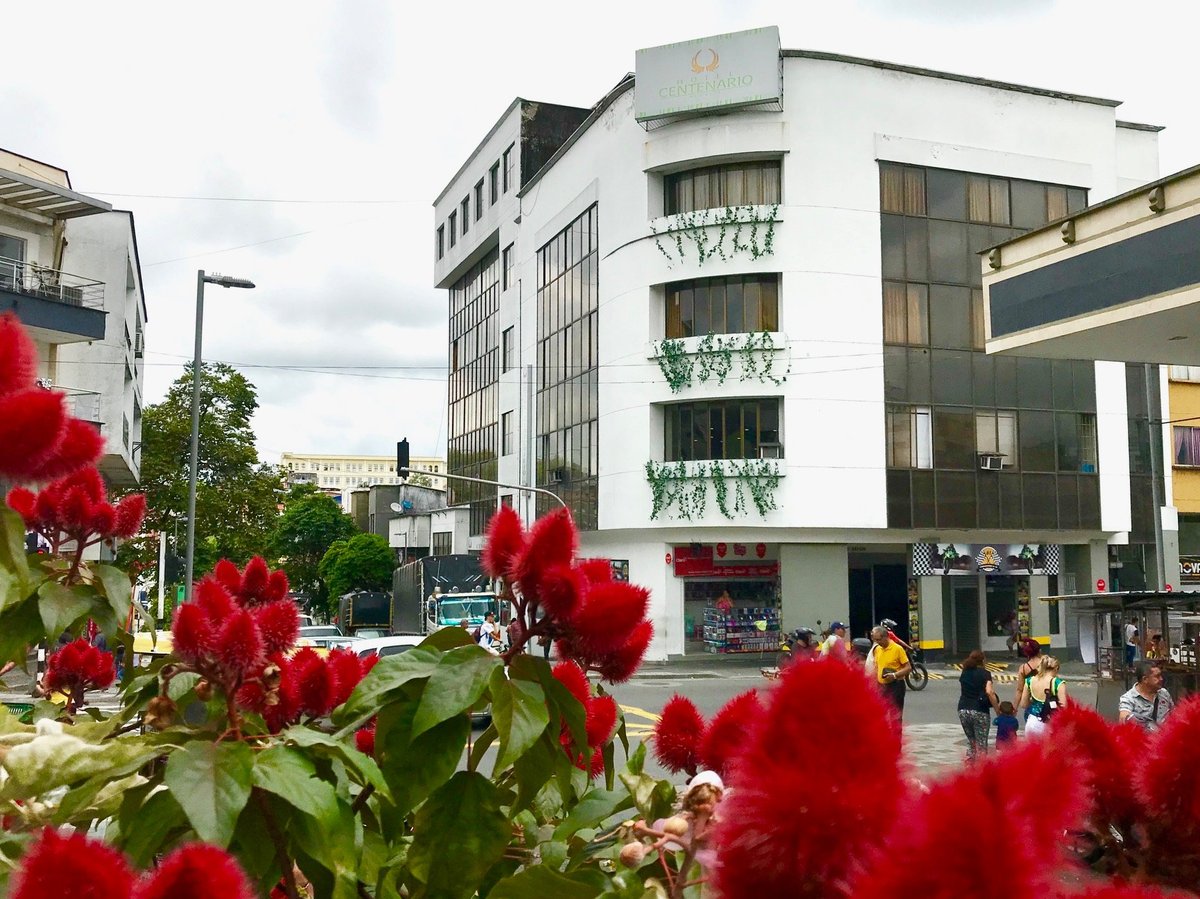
[336,591,391,636]
[391,554,502,636]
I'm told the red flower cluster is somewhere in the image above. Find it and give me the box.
[211,556,290,608]
[551,660,619,778]
[483,507,654,682]
[10,828,253,899]
[43,638,115,697]
[238,646,378,732]
[651,689,762,779]
[7,467,146,554]
[0,314,105,484]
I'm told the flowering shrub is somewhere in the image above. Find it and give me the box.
[7,468,146,557]
[42,637,116,713]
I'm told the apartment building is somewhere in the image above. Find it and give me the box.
[280,451,446,503]
[433,28,1164,659]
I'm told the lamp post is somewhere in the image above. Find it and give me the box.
[185,270,255,601]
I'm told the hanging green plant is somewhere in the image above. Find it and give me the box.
[650,204,780,269]
[653,338,694,393]
[653,331,787,393]
[644,459,783,521]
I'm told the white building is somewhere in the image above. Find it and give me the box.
[433,29,1167,660]
[280,451,446,502]
[0,150,146,488]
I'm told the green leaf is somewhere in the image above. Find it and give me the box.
[280,726,391,801]
[332,647,442,728]
[118,788,188,867]
[411,646,501,738]
[618,773,676,824]
[536,660,586,751]
[36,582,93,640]
[376,704,469,818]
[420,626,475,652]
[468,720,498,774]
[252,745,339,818]
[553,789,633,841]
[408,772,510,899]
[91,564,132,624]
[288,793,362,899]
[0,599,45,667]
[1,733,159,799]
[163,740,254,847]
[0,508,30,584]
[167,671,201,702]
[490,667,550,771]
[512,729,563,815]
[488,866,604,899]
[625,741,645,776]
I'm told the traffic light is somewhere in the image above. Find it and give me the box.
[397,438,410,480]
[164,552,183,584]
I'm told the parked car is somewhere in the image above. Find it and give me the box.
[350,635,426,660]
[351,628,390,640]
[299,625,343,639]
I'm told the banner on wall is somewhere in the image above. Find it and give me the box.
[673,545,778,578]
[911,543,1061,577]
[1181,556,1200,585]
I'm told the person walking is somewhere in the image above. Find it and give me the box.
[1124,618,1141,668]
[1016,655,1068,738]
[1013,638,1043,717]
[820,621,848,656]
[870,626,910,724]
[957,650,999,760]
[1118,661,1174,731]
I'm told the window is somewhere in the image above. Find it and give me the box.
[665,274,779,338]
[461,197,470,235]
[448,212,457,247]
[503,243,514,290]
[502,411,514,456]
[887,405,932,468]
[665,160,781,215]
[0,233,26,289]
[490,163,500,205]
[474,179,484,221]
[436,226,445,260]
[503,144,514,193]
[882,282,929,345]
[502,326,515,373]
[1174,426,1200,466]
[975,410,1018,468]
[665,398,781,461]
[500,494,514,508]
[1057,412,1098,472]
[1169,365,1200,382]
[432,532,453,555]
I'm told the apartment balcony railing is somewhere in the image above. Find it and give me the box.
[0,256,105,309]
[58,387,104,429]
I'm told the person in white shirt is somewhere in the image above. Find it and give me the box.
[478,611,500,655]
[821,621,848,656]
[1124,619,1140,668]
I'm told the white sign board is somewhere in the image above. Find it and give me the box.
[635,26,782,123]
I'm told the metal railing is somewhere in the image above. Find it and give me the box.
[0,255,105,309]
[59,388,103,427]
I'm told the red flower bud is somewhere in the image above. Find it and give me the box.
[252,599,300,657]
[10,828,134,899]
[585,694,618,748]
[551,660,591,706]
[238,556,270,604]
[511,508,576,593]
[593,620,653,684]
[568,581,650,657]
[327,648,366,708]
[699,689,762,779]
[6,487,37,526]
[481,505,525,579]
[89,501,116,537]
[355,723,376,756]
[264,569,289,603]
[0,389,67,483]
[213,559,241,593]
[194,579,237,624]
[538,564,586,622]
[57,485,93,533]
[172,603,213,663]
[0,313,37,397]
[133,841,255,899]
[653,695,705,776]
[292,648,336,717]
[577,558,613,585]
[113,494,147,539]
[23,417,105,483]
[215,609,265,676]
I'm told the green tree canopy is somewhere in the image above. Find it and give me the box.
[319,533,395,601]
[120,362,283,583]
[269,484,358,615]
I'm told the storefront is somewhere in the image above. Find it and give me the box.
[671,543,780,654]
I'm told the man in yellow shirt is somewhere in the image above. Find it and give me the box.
[871,625,911,722]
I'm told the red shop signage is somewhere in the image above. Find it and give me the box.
[673,545,778,578]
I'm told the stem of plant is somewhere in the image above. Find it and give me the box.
[255,790,300,899]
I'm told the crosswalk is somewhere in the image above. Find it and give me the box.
[620,704,660,738]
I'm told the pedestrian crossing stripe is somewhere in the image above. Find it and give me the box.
[620,704,660,723]
[948,662,1011,672]
[925,671,945,680]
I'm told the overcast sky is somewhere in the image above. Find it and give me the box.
[3,0,1197,466]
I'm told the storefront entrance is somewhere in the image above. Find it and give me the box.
[946,579,980,656]
[673,543,780,655]
[849,563,909,643]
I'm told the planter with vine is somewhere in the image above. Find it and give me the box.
[649,204,781,270]
[650,331,789,394]
[644,458,783,521]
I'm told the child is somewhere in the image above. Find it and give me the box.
[994,701,1019,747]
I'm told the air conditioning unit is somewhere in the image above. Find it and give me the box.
[757,442,783,459]
[978,452,1005,471]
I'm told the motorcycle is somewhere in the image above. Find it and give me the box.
[762,627,818,680]
[879,618,929,691]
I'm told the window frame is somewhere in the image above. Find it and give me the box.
[448,212,457,248]
[664,398,783,462]
[501,410,514,456]
[474,179,484,221]
[436,225,445,260]
[502,326,515,373]
[886,405,932,469]
[1175,426,1200,467]
[461,197,470,235]
[489,163,500,205]
[502,144,514,193]
[502,243,514,291]
[664,160,782,216]
[665,274,780,339]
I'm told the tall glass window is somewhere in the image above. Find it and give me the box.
[536,205,599,528]
[664,399,781,461]
[665,160,781,215]
[447,248,500,535]
[665,274,779,338]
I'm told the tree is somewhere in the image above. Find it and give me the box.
[119,362,283,582]
[319,532,395,600]
[269,483,357,615]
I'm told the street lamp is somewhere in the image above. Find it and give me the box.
[185,270,255,601]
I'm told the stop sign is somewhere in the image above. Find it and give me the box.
[1096,578,1106,592]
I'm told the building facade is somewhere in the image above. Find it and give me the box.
[280,451,446,503]
[0,150,146,491]
[433,32,1164,660]
[1169,366,1200,588]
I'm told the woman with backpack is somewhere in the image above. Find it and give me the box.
[1016,655,1069,738]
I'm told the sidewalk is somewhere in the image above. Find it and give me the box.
[634,652,773,679]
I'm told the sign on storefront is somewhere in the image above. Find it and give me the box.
[911,543,1061,577]
[673,544,778,578]
[1181,556,1200,585]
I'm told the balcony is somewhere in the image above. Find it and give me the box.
[58,387,103,429]
[0,256,106,342]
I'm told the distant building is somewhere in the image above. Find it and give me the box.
[280,451,446,504]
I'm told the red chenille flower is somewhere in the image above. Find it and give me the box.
[6,486,37,525]
[23,417,105,483]
[293,648,337,717]
[328,647,367,708]
[569,581,650,656]
[712,658,903,899]
[172,603,213,663]
[577,558,613,585]
[699,689,763,779]
[1140,695,1200,856]
[252,599,300,657]
[1052,704,1145,830]
[538,564,586,622]
[194,579,238,624]
[89,502,116,537]
[134,842,254,899]
[0,312,37,396]
[552,660,591,706]
[585,694,619,747]
[356,723,377,756]
[213,559,242,593]
[113,494,147,539]
[653,694,705,775]
[58,486,93,533]
[482,505,525,580]
[0,389,67,482]
[215,609,265,676]
[10,827,135,899]
[510,507,576,595]
[238,556,270,604]
[593,619,653,684]
[264,569,289,603]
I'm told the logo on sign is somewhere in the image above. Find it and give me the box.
[1097,578,1106,592]
[755,543,766,559]
[690,48,720,73]
[716,543,727,558]
[975,546,1001,572]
